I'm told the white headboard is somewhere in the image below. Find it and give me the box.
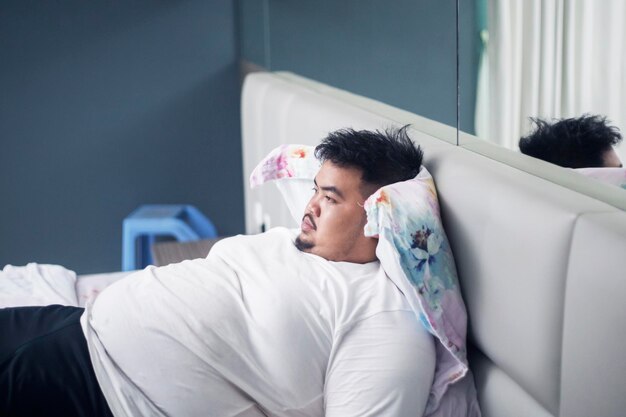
[241,71,626,417]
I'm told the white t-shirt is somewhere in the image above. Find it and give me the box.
[81,227,436,417]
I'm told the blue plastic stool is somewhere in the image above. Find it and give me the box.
[122,204,217,271]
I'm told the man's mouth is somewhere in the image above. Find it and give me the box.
[301,214,316,232]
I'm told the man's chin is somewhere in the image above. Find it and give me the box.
[294,234,314,252]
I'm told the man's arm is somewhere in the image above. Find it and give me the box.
[324,310,436,416]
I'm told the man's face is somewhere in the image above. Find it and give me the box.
[295,161,378,263]
[602,147,623,168]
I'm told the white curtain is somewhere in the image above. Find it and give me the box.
[476,0,626,159]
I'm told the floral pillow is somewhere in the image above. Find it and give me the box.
[363,169,469,412]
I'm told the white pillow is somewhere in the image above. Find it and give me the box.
[249,144,318,223]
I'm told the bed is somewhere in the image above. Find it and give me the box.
[4,70,626,417]
[239,72,626,417]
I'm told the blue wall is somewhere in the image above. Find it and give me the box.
[0,1,479,274]
[239,0,477,131]
[0,1,243,273]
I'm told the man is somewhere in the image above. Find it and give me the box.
[519,114,623,168]
[1,127,437,417]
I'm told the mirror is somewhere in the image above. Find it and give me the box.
[458,0,626,194]
[238,0,459,132]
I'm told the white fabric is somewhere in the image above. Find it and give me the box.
[0,263,133,309]
[81,227,436,417]
[0,263,78,307]
[274,179,314,226]
[478,0,626,160]
[575,167,626,189]
[75,271,132,307]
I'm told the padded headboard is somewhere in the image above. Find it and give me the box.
[241,71,626,417]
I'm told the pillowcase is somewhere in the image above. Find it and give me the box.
[575,167,626,189]
[250,144,472,414]
[250,144,318,223]
[363,170,469,414]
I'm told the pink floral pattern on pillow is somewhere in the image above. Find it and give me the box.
[249,144,319,187]
[364,168,469,413]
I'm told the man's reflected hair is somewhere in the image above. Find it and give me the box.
[519,114,623,168]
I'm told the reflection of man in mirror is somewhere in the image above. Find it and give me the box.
[519,114,623,168]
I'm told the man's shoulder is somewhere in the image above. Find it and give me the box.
[210,227,301,259]
[216,227,298,246]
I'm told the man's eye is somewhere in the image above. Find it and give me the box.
[324,196,336,203]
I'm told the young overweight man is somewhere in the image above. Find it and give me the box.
[1,127,437,417]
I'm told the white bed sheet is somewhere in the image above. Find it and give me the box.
[0,264,131,309]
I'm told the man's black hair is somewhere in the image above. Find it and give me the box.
[518,114,622,168]
[314,125,423,192]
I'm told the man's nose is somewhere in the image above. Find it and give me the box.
[307,196,321,217]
